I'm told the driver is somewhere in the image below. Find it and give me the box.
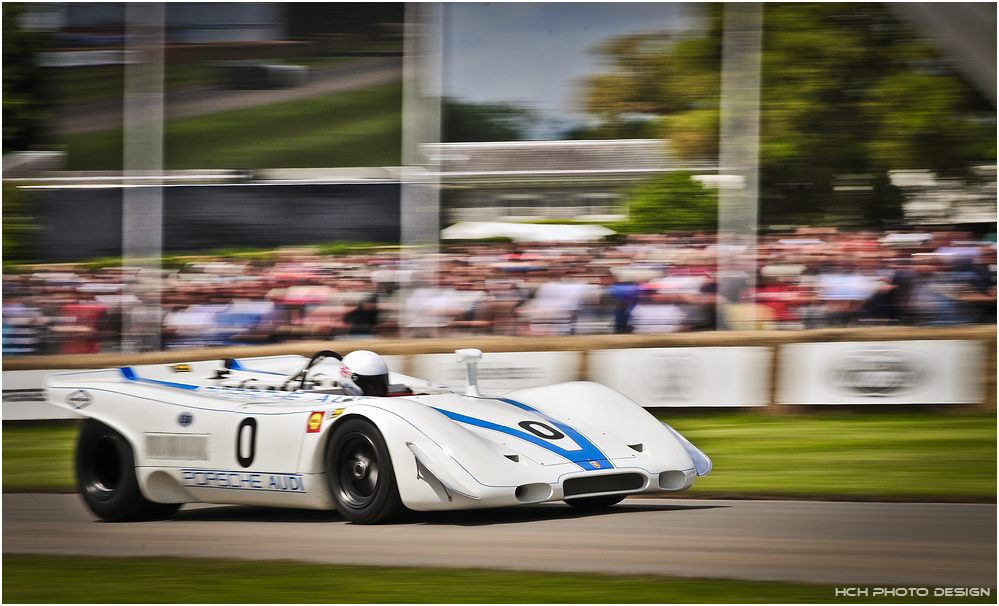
[339,350,389,397]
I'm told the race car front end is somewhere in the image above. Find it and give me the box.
[341,383,711,512]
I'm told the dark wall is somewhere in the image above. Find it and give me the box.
[39,183,401,263]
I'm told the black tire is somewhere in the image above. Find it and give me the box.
[325,417,404,524]
[76,419,180,522]
[565,494,627,509]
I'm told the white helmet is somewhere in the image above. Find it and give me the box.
[339,350,389,397]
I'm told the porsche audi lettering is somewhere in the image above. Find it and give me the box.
[46,349,711,524]
[181,470,305,492]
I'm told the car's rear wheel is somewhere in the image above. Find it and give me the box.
[326,418,404,524]
[76,419,180,522]
[565,494,627,509]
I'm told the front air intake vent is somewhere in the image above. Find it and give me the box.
[563,473,644,497]
[515,483,553,502]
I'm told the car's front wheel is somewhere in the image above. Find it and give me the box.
[325,417,405,524]
[76,419,180,522]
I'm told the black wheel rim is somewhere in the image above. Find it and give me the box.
[333,431,381,509]
[82,434,121,502]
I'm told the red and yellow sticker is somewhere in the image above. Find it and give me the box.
[308,408,346,433]
[306,412,324,433]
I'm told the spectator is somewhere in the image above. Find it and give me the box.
[606,280,641,334]
[630,290,689,333]
[3,228,996,355]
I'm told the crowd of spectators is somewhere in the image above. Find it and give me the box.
[3,227,996,356]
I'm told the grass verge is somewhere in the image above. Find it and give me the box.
[61,82,402,171]
[50,63,208,105]
[663,411,997,502]
[3,412,995,501]
[9,554,992,604]
[2,423,78,492]
[50,49,402,105]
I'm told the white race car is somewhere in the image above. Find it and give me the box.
[46,349,711,524]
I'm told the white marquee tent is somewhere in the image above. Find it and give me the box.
[441,221,615,243]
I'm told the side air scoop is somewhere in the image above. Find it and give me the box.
[407,442,481,501]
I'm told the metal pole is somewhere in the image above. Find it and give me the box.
[122,2,164,352]
[400,2,443,337]
[717,2,762,331]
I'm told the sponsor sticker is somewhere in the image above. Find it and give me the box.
[173,364,192,373]
[178,412,194,427]
[826,349,929,397]
[438,365,546,384]
[181,469,305,493]
[66,390,94,409]
[194,386,350,404]
[644,353,703,402]
[306,412,323,433]
[325,408,345,421]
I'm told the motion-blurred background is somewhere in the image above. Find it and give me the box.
[2,12,996,590]
[3,2,995,355]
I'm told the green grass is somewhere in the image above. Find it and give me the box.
[49,47,403,105]
[49,63,210,105]
[10,554,984,604]
[315,241,400,256]
[2,423,78,492]
[3,414,995,603]
[4,412,995,500]
[663,412,997,501]
[61,82,402,170]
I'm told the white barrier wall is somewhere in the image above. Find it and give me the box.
[777,340,985,405]
[588,347,772,407]
[409,351,583,394]
[381,355,407,376]
[2,337,990,420]
[2,369,82,420]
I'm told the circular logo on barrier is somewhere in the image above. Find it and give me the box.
[66,390,94,410]
[825,349,930,397]
[644,353,703,403]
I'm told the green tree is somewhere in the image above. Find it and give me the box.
[576,4,723,157]
[617,171,717,233]
[2,181,39,267]
[3,3,52,154]
[577,3,995,227]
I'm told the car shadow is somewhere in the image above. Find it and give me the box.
[170,504,342,523]
[414,501,729,526]
[167,499,729,526]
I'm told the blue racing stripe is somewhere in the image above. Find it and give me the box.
[119,367,199,390]
[432,399,613,472]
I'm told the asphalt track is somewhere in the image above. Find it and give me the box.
[4,494,995,587]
